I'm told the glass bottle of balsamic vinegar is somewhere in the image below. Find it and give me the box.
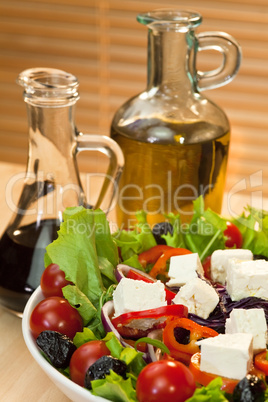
[111,9,242,228]
[0,68,124,316]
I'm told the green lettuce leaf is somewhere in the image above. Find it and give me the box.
[162,213,186,248]
[113,197,229,266]
[103,332,146,377]
[185,378,230,401]
[91,370,138,402]
[113,210,157,263]
[73,327,97,348]
[184,197,227,261]
[62,284,96,326]
[98,256,117,286]
[233,206,268,257]
[135,210,157,251]
[44,207,118,329]
[45,208,104,307]
[72,331,145,400]
[103,331,124,358]
[113,230,145,261]
[93,209,119,267]
[121,255,144,270]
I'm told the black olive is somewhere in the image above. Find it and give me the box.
[232,374,266,402]
[173,327,191,345]
[36,330,77,369]
[85,355,128,389]
[254,255,268,261]
[152,222,173,244]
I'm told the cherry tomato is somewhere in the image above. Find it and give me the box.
[70,341,110,387]
[224,221,243,248]
[136,359,196,402]
[40,263,72,298]
[30,296,83,339]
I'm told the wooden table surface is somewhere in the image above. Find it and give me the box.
[0,161,267,401]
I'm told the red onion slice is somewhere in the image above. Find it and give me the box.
[147,329,164,362]
[115,264,156,283]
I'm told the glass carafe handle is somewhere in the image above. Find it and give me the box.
[196,31,242,91]
[76,134,124,213]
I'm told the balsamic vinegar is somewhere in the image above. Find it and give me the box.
[0,219,59,315]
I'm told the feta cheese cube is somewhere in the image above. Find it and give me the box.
[166,253,204,287]
[226,259,268,301]
[211,249,253,284]
[172,277,219,319]
[113,278,167,318]
[225,308,267,353]
[197,333,253,380]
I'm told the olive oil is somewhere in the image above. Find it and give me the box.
[110,9,241,229]
[111,120,230,228]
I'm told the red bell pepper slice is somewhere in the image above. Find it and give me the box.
[149,248,192,278]
[254,351,268,375]
[202,255,212,281]
[163,317,218,365]
[138,245,174,268]
[126,269,153,284]
[126,269,177,304]
[111,304,188,339]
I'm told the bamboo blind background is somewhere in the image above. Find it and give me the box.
[0,0,268,200]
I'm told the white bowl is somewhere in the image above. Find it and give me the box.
[22,286,109,402]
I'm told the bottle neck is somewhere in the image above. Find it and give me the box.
[26,102,77,175]
[27,103,76,144]
[12,68,85,225]
[17,68,79,173]
[147,28,195,94]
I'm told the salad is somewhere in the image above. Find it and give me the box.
[28,198,268,402]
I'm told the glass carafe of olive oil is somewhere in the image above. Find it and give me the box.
[111,9,242,228]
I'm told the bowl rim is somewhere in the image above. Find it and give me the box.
[22,286,108,402]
